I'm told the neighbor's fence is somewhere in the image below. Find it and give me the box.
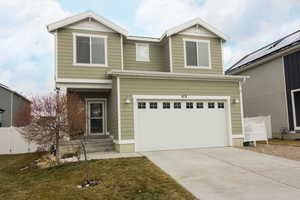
[244,116,272,145]
[0,127,38,154]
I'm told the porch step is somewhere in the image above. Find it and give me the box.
[60,137,114,154]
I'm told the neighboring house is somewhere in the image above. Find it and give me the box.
[0,83,31,127]
[47,11,246,153]
[226,30,300,138]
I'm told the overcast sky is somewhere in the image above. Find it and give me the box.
[0,0,300,97]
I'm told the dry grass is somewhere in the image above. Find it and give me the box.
[268,139,300,147]
[239,140,300,161]
[0,153,196,200]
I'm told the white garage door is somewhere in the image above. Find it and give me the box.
[135,100,229,152]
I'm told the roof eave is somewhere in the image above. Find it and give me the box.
[47,11,128,36]
[107,70,248,82]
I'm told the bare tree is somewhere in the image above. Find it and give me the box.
[17,93,86,163]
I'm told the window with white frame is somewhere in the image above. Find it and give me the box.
[184,39,210,68]
[218,102,225,109]
[138,102,146,109]
[163,102,170,109]
[186,102,193,109]
[136,43,150,62]
[208,102,215,109]
[196,102,204,109]
[149,102,158,109]
[74,34,107,66]
[174,102,181,109]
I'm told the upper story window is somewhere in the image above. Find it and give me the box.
[136,43,150,62]
[73,33,107,67]
[184,39,211,68]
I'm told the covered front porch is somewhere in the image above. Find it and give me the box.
[59,87,117,155]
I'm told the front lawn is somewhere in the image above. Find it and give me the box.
[0,153,196,200]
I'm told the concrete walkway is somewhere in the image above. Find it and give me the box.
[142,147,300,200]
[82,151,143,160]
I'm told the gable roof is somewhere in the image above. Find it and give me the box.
[161,18,229,41]
[0,83,31,103]
[47,11,129,36]
[47,11,228,42]
[227,30,300,74]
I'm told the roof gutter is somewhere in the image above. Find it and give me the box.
[228,43,300,75]
[107,70,248,82]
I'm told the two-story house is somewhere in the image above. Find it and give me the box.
[47,11,246,153]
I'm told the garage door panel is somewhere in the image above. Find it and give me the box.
[135,100,229,152]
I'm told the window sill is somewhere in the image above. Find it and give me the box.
[136,59,150,62]
[184,66,211,69]
[73,63,108,67]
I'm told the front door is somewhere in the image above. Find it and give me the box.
[87,101,105,135]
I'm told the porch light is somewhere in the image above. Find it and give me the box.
[125,96,131,104]
[231,98,240,104]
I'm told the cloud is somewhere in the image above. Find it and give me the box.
[135,0,300,68]
[0,0,71,97]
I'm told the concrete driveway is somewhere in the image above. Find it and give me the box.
[142,147,300,200]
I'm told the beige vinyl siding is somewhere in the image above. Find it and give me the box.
[119,78,242,140]
[123,40,165,71]
[57,28,122,80]
[171,34,223,74]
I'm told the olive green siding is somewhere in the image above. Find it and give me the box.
[123,41,165,71]
[57,28,122,80]
[109,77,119,139]
[163,38,171,72]
[119,78,242,140]
[171,34,223,74]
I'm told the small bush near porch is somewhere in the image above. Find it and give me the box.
[0,153,196,200]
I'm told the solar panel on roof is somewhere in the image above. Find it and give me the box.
[229,30,300,72]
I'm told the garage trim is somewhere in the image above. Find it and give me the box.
[132,95,232,152]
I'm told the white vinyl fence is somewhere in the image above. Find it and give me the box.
[0,127,38,154]
[244,116,272,145]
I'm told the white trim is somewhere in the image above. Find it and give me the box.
[178,32,218,38]
[232,134,244,139]
[183,38,212,69]
[85,98,108,135]
[127,36,160,42]
[282,56,290,130]
[133,95,230,100]
[56,78,112,84]
[132,95,233,151]
[47,11,128,36]
[161,17,229,41]
[169,37,173,72]
[121,35,124,70]
[56,83,112,89]
[72,33,108,67]
[116,77,121,140]
[291,89,300,130]
[135,43,150,62]
[220,39,224,74]
[239,81,245,139]
[113,139,135,144]
[54,31,58,81]
[107,70,248,82]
